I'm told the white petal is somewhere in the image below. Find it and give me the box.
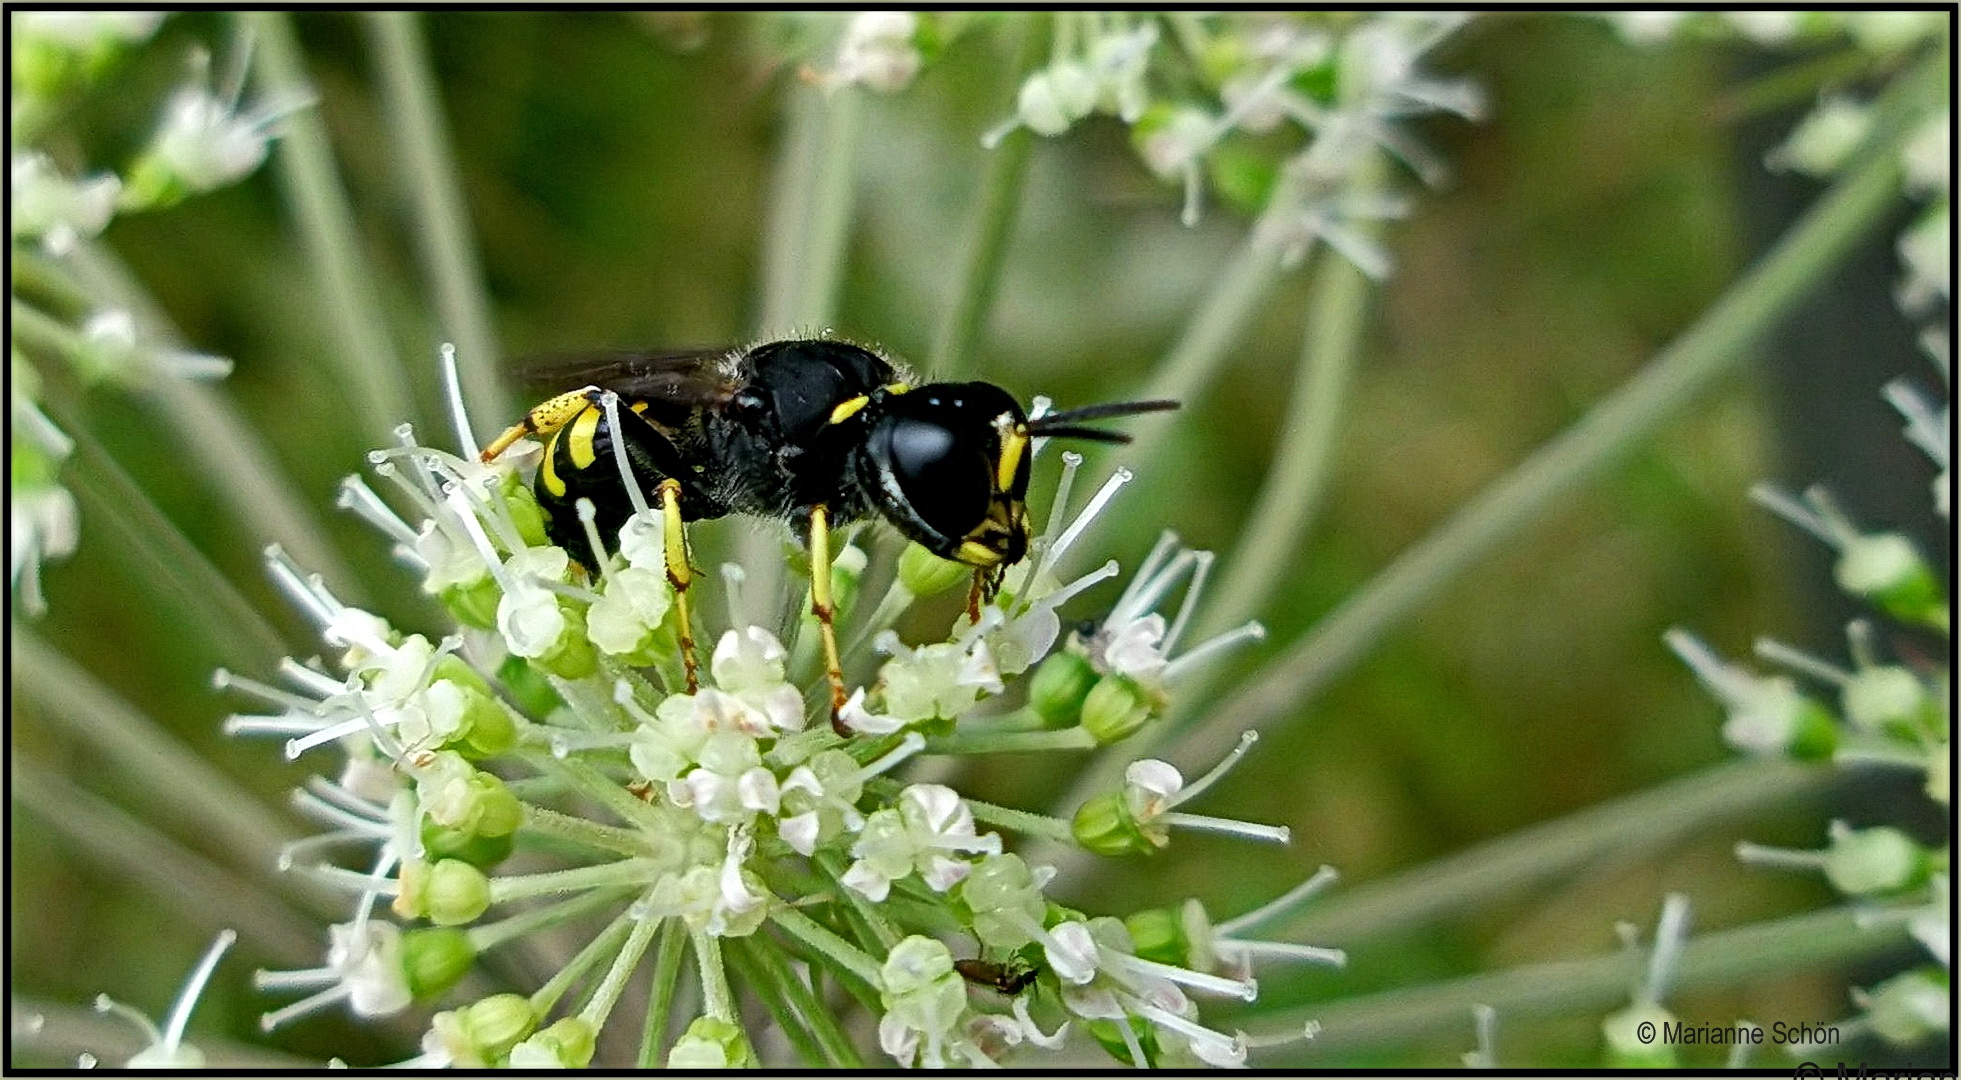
[779,811,822,856]
[920,854,972,893]
[1046,922,1100,985]
[841,860,893,902]
[736,766,781,815]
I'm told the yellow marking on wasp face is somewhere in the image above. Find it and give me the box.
[540,430,568,497]
[629,400,649,414]
[567,405,602,469]
[958,539,1006,567]
[996,427,1028,493]
[883,382,911,395]
[829,395,871,426]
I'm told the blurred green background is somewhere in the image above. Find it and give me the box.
[11,11,1942,1067]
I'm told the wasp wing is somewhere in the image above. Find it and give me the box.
[517,348,740,408]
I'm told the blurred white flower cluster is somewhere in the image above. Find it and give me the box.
[211,352,1344,1067]
[9,12,299,615]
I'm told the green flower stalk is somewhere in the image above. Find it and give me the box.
[219,349,1335,1067]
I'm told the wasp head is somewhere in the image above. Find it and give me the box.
[859,382,1032,572]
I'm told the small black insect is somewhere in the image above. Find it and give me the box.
[954,957,1039,995]
[482,339,1175,716]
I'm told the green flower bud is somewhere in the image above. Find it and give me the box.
[425,768,525,838]
[1862,967,1951,1046]
[1081,674,1155,745]
[668,1016,757,1068]
[1787,697,1841,762]
[421,820,516,868]
[460,993,538,1064]
[1030,652,1098,727]
[897,542,969,597]
[1836,533,1947,631]
[499,653,565,717]
[401,927,476,1000]
[536,604,599,680]
[440,575,502,630]
[1071,791,1156,857]
[1823,824,1928,896]
[502,483,552,550]
[418,858,492,926]
[509,1016,597,1069]
[1601,1001,1679,1068]
[1124,906,1187,966]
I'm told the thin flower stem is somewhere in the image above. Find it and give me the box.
[488,858,662,904]
[49,415,292,667]
[244,10,414,442]
[580,907,663,1030]
[55,244,362,591]
[517,749,667,833]
[1252,906,1910,1061]
[1281,757,1829,946]
[13,997,317,1069]
[813,852,902,953]
[748,932,866,1067]
[637,918,688,1068]
[726,937,830,1066]
[929,13,1046,378]
[529,907,636,1016]
[924,726,1098,755]
[520,805,653,857]
[13,630,321,899]
[1200,158,1379,639]
[9,759,321,964]
[692,930,736,1023]
[769,906,884,987]
[466,886,633,953]
[1161,46,1949,774]
[364,11,512,429]
[942,791,1076,843]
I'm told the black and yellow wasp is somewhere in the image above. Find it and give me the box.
[481,338,1174,720]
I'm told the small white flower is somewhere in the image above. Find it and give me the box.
[876,936,971,1068]
[1766,96,1873,176]
[90,929,234,1068]
[496,546,572,658]
[254,920,414,1031]
[828,11,922,93]
[9,483,78,617]
[709,627,805,732]
[73,308,234,382]
[586,565,672,655]
[844,784,1002,901]
[875,631,1005,723]
[139,82,295,195]
[10,152,121,255]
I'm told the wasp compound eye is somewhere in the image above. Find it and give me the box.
[874,409,993,547]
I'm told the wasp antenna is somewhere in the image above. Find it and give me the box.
[1029,399,1179,428]
[1030,425,1135,444]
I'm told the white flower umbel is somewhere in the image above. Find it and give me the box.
[87,930,236,1068]
[210,351,1332,1066]
[820,11,923,94]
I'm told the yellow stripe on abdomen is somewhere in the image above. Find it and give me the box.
[540,428,568,497]
[566,406,602,470]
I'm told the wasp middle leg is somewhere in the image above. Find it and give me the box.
[807,504,851,731]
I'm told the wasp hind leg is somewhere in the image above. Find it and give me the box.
[657,478,700,693]
[808,505,851,733]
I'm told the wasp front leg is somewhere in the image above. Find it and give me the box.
[657,478,700,693]
[808,505,851,731]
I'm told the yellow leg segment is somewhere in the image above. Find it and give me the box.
[658,478,699,693]
[481,386,598,462]
[808,505,850,727]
